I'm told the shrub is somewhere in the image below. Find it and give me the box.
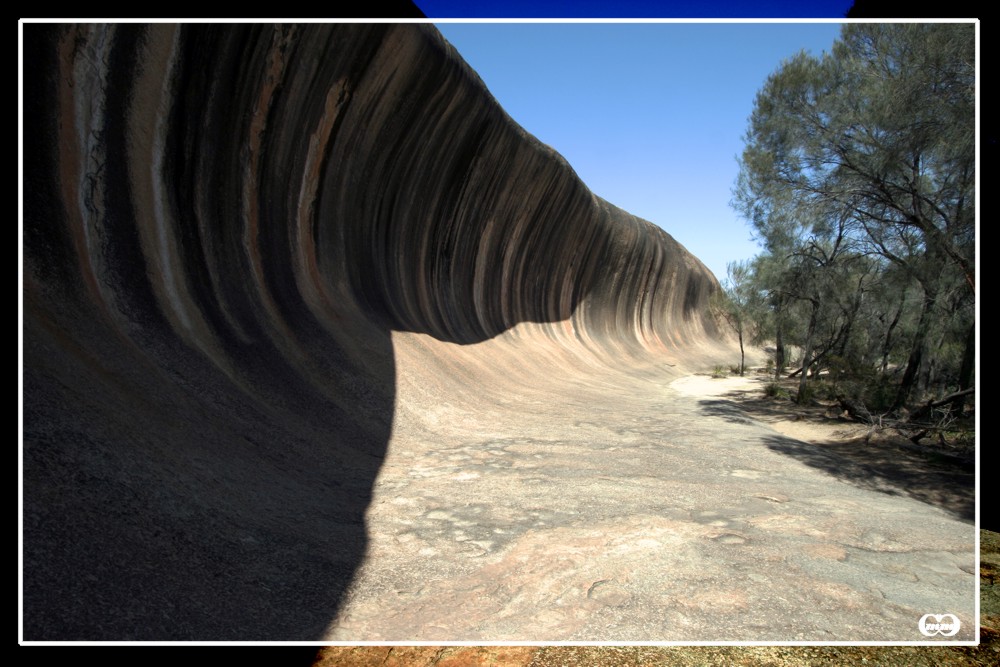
[797,377,842,404]
[796,380,817,404]
[811,379,838,401]
[862,375,897,413]
[764,381,788,398]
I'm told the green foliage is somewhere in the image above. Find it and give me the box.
[731,23,975,411]
[827,364,899,414]
[810,379,840,401]
[710,260,758,376]
[763,381,789,399]
[711,365,728,379]
[949,426,975,453]
[737,25,974,268]
[795,378,843,405]
[862,376,898,413]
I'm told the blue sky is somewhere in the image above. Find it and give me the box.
[431,21,845,281]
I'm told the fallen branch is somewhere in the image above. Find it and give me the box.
[910,387,975,421]
[837,396,875,424]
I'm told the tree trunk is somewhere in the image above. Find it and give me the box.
[954,322,975,414]
[910,387,974,421]
[774,297,785,381]
[836,275,865,362]
[920,327,949,398]
[894,287,937,409]
[738,329,745,376]
[881,298,904,376]
[797,300,819,404]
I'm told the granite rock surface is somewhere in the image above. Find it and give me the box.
[22,23,721,640]
[21,23,975,642]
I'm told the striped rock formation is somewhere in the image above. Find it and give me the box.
[23,24,729,639]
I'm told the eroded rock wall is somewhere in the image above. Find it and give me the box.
[22,23,721,639]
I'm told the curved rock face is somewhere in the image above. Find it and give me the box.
[22,23,721,639]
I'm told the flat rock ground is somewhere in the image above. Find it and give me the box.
[322,331,977,644]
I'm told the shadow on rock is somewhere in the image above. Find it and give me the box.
[697,398,758,425]
[22,22,721,640]
[760,434,974,523]
[698,390,974,523]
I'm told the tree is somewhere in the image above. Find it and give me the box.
[746,206,868,403]
[733,22,975,410]
[711,260,755,376]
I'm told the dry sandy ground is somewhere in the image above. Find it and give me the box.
[671,374,883,443]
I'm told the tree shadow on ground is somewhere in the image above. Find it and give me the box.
[760,433,974,523]
[698,394,975,523]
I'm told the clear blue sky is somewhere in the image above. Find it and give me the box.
[430,21,844,282]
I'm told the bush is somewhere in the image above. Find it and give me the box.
[829,367,895,414]
[796,381,815,404]
[811,379,838,401]
[712,365,727,378]
[764,381,788,399]
[862,375,897,413]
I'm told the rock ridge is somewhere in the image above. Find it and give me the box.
[23,23,722,639]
